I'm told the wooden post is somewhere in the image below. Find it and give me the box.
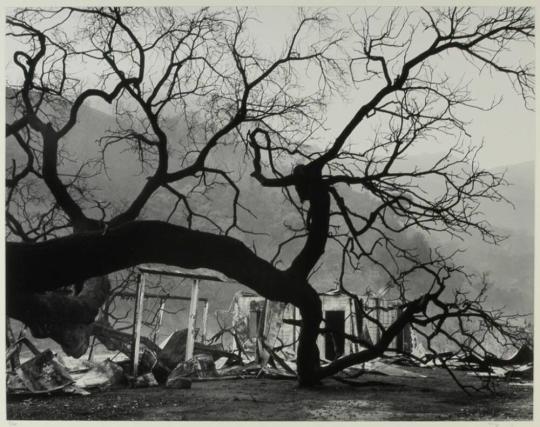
[348,298,356,354]
[6,319,21,368]
[131,273,146,377]
[88,307,104,361]
[153,299,166,343]
[201,300,209,344]
[185,279,199,361]
[292,306,297,352]
[396,305,404,352]
[355,298,363,353]
[375,298,381,342]
[87,336,97,361]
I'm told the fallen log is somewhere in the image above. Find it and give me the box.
[158,329,242,370]
[90,321,167,380]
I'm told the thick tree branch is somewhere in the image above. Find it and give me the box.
[7,220,297,303]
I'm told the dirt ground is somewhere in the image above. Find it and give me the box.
[7,367,532,421]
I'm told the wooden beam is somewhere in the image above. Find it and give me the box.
[348,298,355,354]
[138,266,225,282]
[185,279,199,361]
[88,307,104,361]
[131,273,146,377]
[116,291,208,303]
[201,300,209,344]
[375,298,381,342]
[153,299,166,343]
[292,306,297,353]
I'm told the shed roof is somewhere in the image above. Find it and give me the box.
[138,264,230,282]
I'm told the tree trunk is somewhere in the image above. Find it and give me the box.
[295,285,323,386]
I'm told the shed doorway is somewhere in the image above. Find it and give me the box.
[324,310,345,360]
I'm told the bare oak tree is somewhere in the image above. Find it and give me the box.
[6,7,534,386]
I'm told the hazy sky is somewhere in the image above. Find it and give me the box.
[5,6,535,169]
[248,7,535,169]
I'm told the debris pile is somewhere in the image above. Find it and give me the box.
[6,338,122,396]
[7,319,533,397]
[6,327,252,396]
[10,349,75,394]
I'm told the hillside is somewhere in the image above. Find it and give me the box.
[6,95,535,342]
[440,161,534,314]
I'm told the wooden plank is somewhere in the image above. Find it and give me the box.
[375,298,381,342]
[348,297,356,354]
[153,299,166,343]
[116,291,207,303]
[258,300,286,367]
[6,318,21,368]
[138,266,225,282]
[201,301,209,344]
[185,279,199,361]
[88,307,105,361]
[292,306,297,352]
[131,273,146,377]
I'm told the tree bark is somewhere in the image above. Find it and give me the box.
[7,221,288,297]
[8,276,110,357]
[295,285,323,385]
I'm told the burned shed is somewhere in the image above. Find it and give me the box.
[219,287,413,362]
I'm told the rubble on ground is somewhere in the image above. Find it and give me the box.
[7,326,533,397]
[155,329,241,382]
[338,357,426,379]
[127,372,160,388]
[57,355,125,390]
[167,353,217,379]
[12,349,75,394]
